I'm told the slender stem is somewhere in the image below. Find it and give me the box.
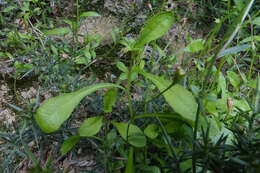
[204,0,255,90]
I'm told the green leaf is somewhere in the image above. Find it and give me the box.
[78,116,103,137]
[125,146,134,173]
[112,122,146,147]
[144,124,159,139]
[135,11,174,48]
[252,16,260,25]
[35,83,124,133]
[117,61,128,72]
[219,44,250,57]
[3,6,16,12]
[227,71,241,89]
[142,72,198,124]
[61,135,80,155]
[44,27,71,35]
[80,11,100,18]
[241,36,260,43]
[184,39,204,53]
[104,88,118,113]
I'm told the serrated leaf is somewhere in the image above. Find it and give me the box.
[35,83,123,133]
[142,72,197,124]
[135,11,174,48]
[61,135,80,155]
[80,11,100,18]
[104,88,118,113]
[78,116,103,137]
[112,122,146,147]
[44,27,71,35]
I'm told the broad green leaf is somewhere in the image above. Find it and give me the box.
[125,146,134,173]
[44,27,71,35]
[80,11,100,18]
[227,71,241,89]
[104,88,118,113]
[117,61,128,72]
[112,122,146,147]
[78,116,103,137]
[252,16,260,25]
[35,83,124,133]
[134,11,174,48]
[219,44,250,57]
[142,72,198,124]
[144,124,159,139]
[61,135,80,155]
[184,39,204,53]
[241,36,260,43]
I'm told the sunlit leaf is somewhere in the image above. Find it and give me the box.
[184,39,204,53]
[135,11,174,48]
[35,83,123,133]
[78,116,103,137]
[142,72,197,124]
[80,11,100,18]
[104,88,118,113]
[44,27,71,35]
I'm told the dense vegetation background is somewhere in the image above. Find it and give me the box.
[0,0,259,172]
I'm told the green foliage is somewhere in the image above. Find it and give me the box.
[1,0,260,172]
[35,83,123,133]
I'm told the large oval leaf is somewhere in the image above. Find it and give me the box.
[134,11,174,48]
[78,116,103,137]
[142,72,198,123]
[35,83,124,133]
[112,122,146,148]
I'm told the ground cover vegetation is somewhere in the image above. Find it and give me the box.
[0,0,260,172]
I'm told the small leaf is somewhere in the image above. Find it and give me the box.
[252,16,260,25]
[144,124,159,139]
[117,61,128,72]
[125,146,134,173]
[104,88,118,113]
[35,83,123,133]
[44,27,71,35]
[3,6,16,12]
[61,135,80,155]
[80,11,100,18]
[142,72,198,124]
[135,11,174,48]
[184,39,204,53]
[227,71,241,89]
[112,122,146,147]
[78,116,103,137]
[241,36,260,43]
